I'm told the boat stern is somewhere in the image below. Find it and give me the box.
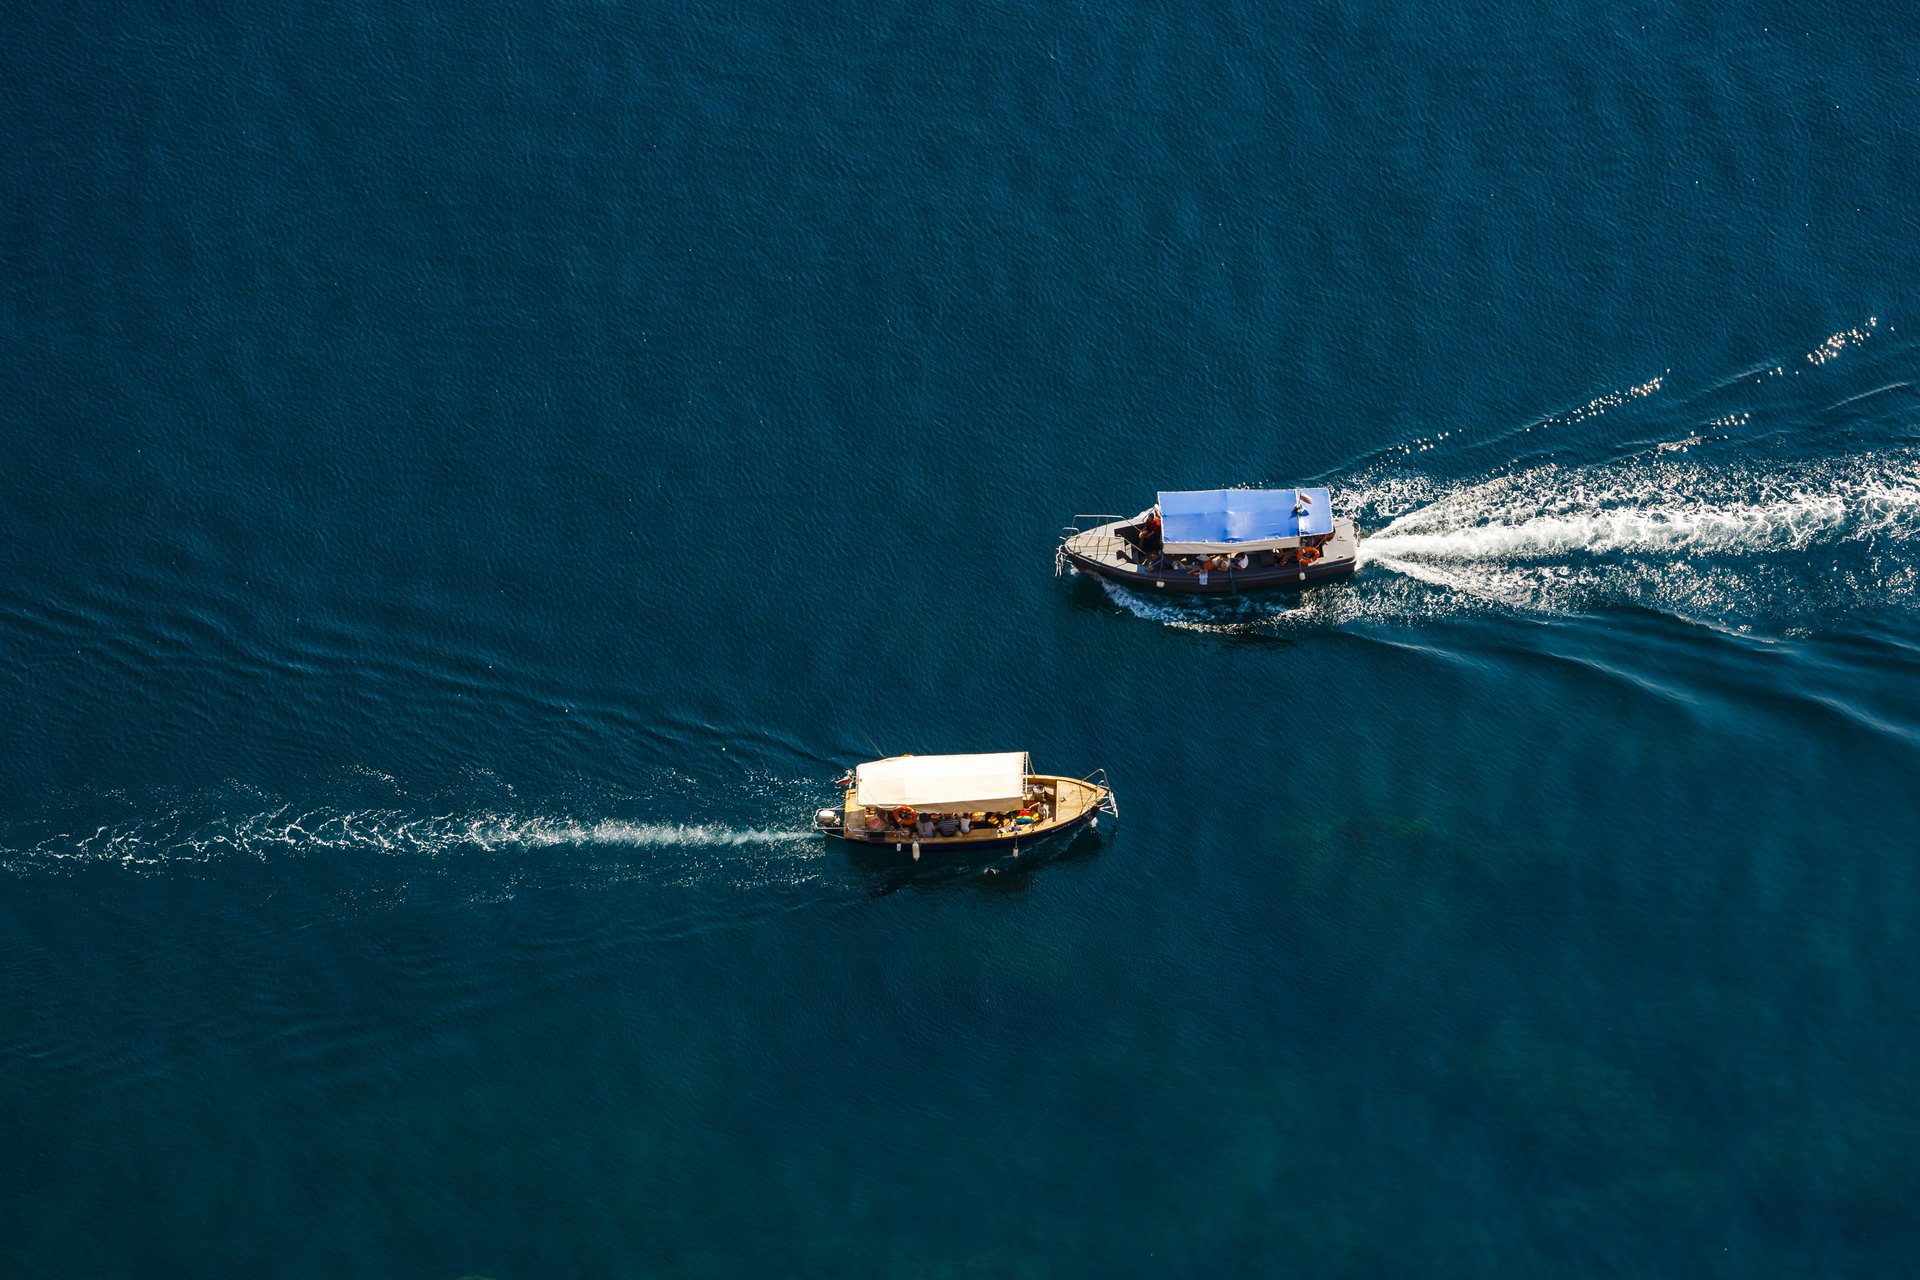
[1324,515,1361,567]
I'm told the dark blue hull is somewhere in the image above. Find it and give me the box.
[822,806,1103,856]
[1063,548,1358,595]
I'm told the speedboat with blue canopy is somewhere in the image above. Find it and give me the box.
[812,751,1116,861]
[1056,487,1359,594]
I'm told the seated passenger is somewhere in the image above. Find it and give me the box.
[863,808,886,834]
[935,812,959,837]
[958,813,972,834]
[915,813,935,839]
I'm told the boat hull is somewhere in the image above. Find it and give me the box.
[815,768,1115,859]
[1058,513,1361,595]
[1062,548,1357,594]
[821,805,1103,856]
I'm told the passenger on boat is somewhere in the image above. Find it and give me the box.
[958,813,972,834]
[863,808,886,835]
[915,813,935,839]
[1140,511,1163,559]
[936,812,959,837]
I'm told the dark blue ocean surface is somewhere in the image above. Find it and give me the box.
[5,0,1920,1274]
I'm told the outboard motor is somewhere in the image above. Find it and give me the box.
[813,807,844,833]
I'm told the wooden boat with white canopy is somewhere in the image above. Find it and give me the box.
[1057,487,1359,595]
[813,752,1117,860]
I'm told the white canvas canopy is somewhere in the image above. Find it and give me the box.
[854,752,1030,811]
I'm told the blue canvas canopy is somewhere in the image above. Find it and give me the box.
[1157,488,1333,552]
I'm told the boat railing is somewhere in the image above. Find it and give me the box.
[1055,515,1132,577]
[1083,767,1118,819]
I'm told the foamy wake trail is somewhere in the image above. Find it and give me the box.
[1331,452,1920,623]
[1359,455,1920,565]
[3,807,814,871]
[1363,497,1850,561]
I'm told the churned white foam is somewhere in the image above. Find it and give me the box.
[1362,496,1844,562]
[1361,455,1920,566]
[2,806,814,872]
[1349,451,1920,625]
[414,815,813,854]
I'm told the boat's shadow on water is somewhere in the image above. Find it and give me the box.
[847,823,1109,897]
[1062,572,1319,647]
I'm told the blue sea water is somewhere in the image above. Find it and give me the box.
[5,0,1920,1274]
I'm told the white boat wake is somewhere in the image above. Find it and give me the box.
[0,805,816,875]
[1358,456,1920,563]
[1349,452,1920,621]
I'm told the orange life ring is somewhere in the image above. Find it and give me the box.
[1299,545,1322,565]
[892,806,916,827]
